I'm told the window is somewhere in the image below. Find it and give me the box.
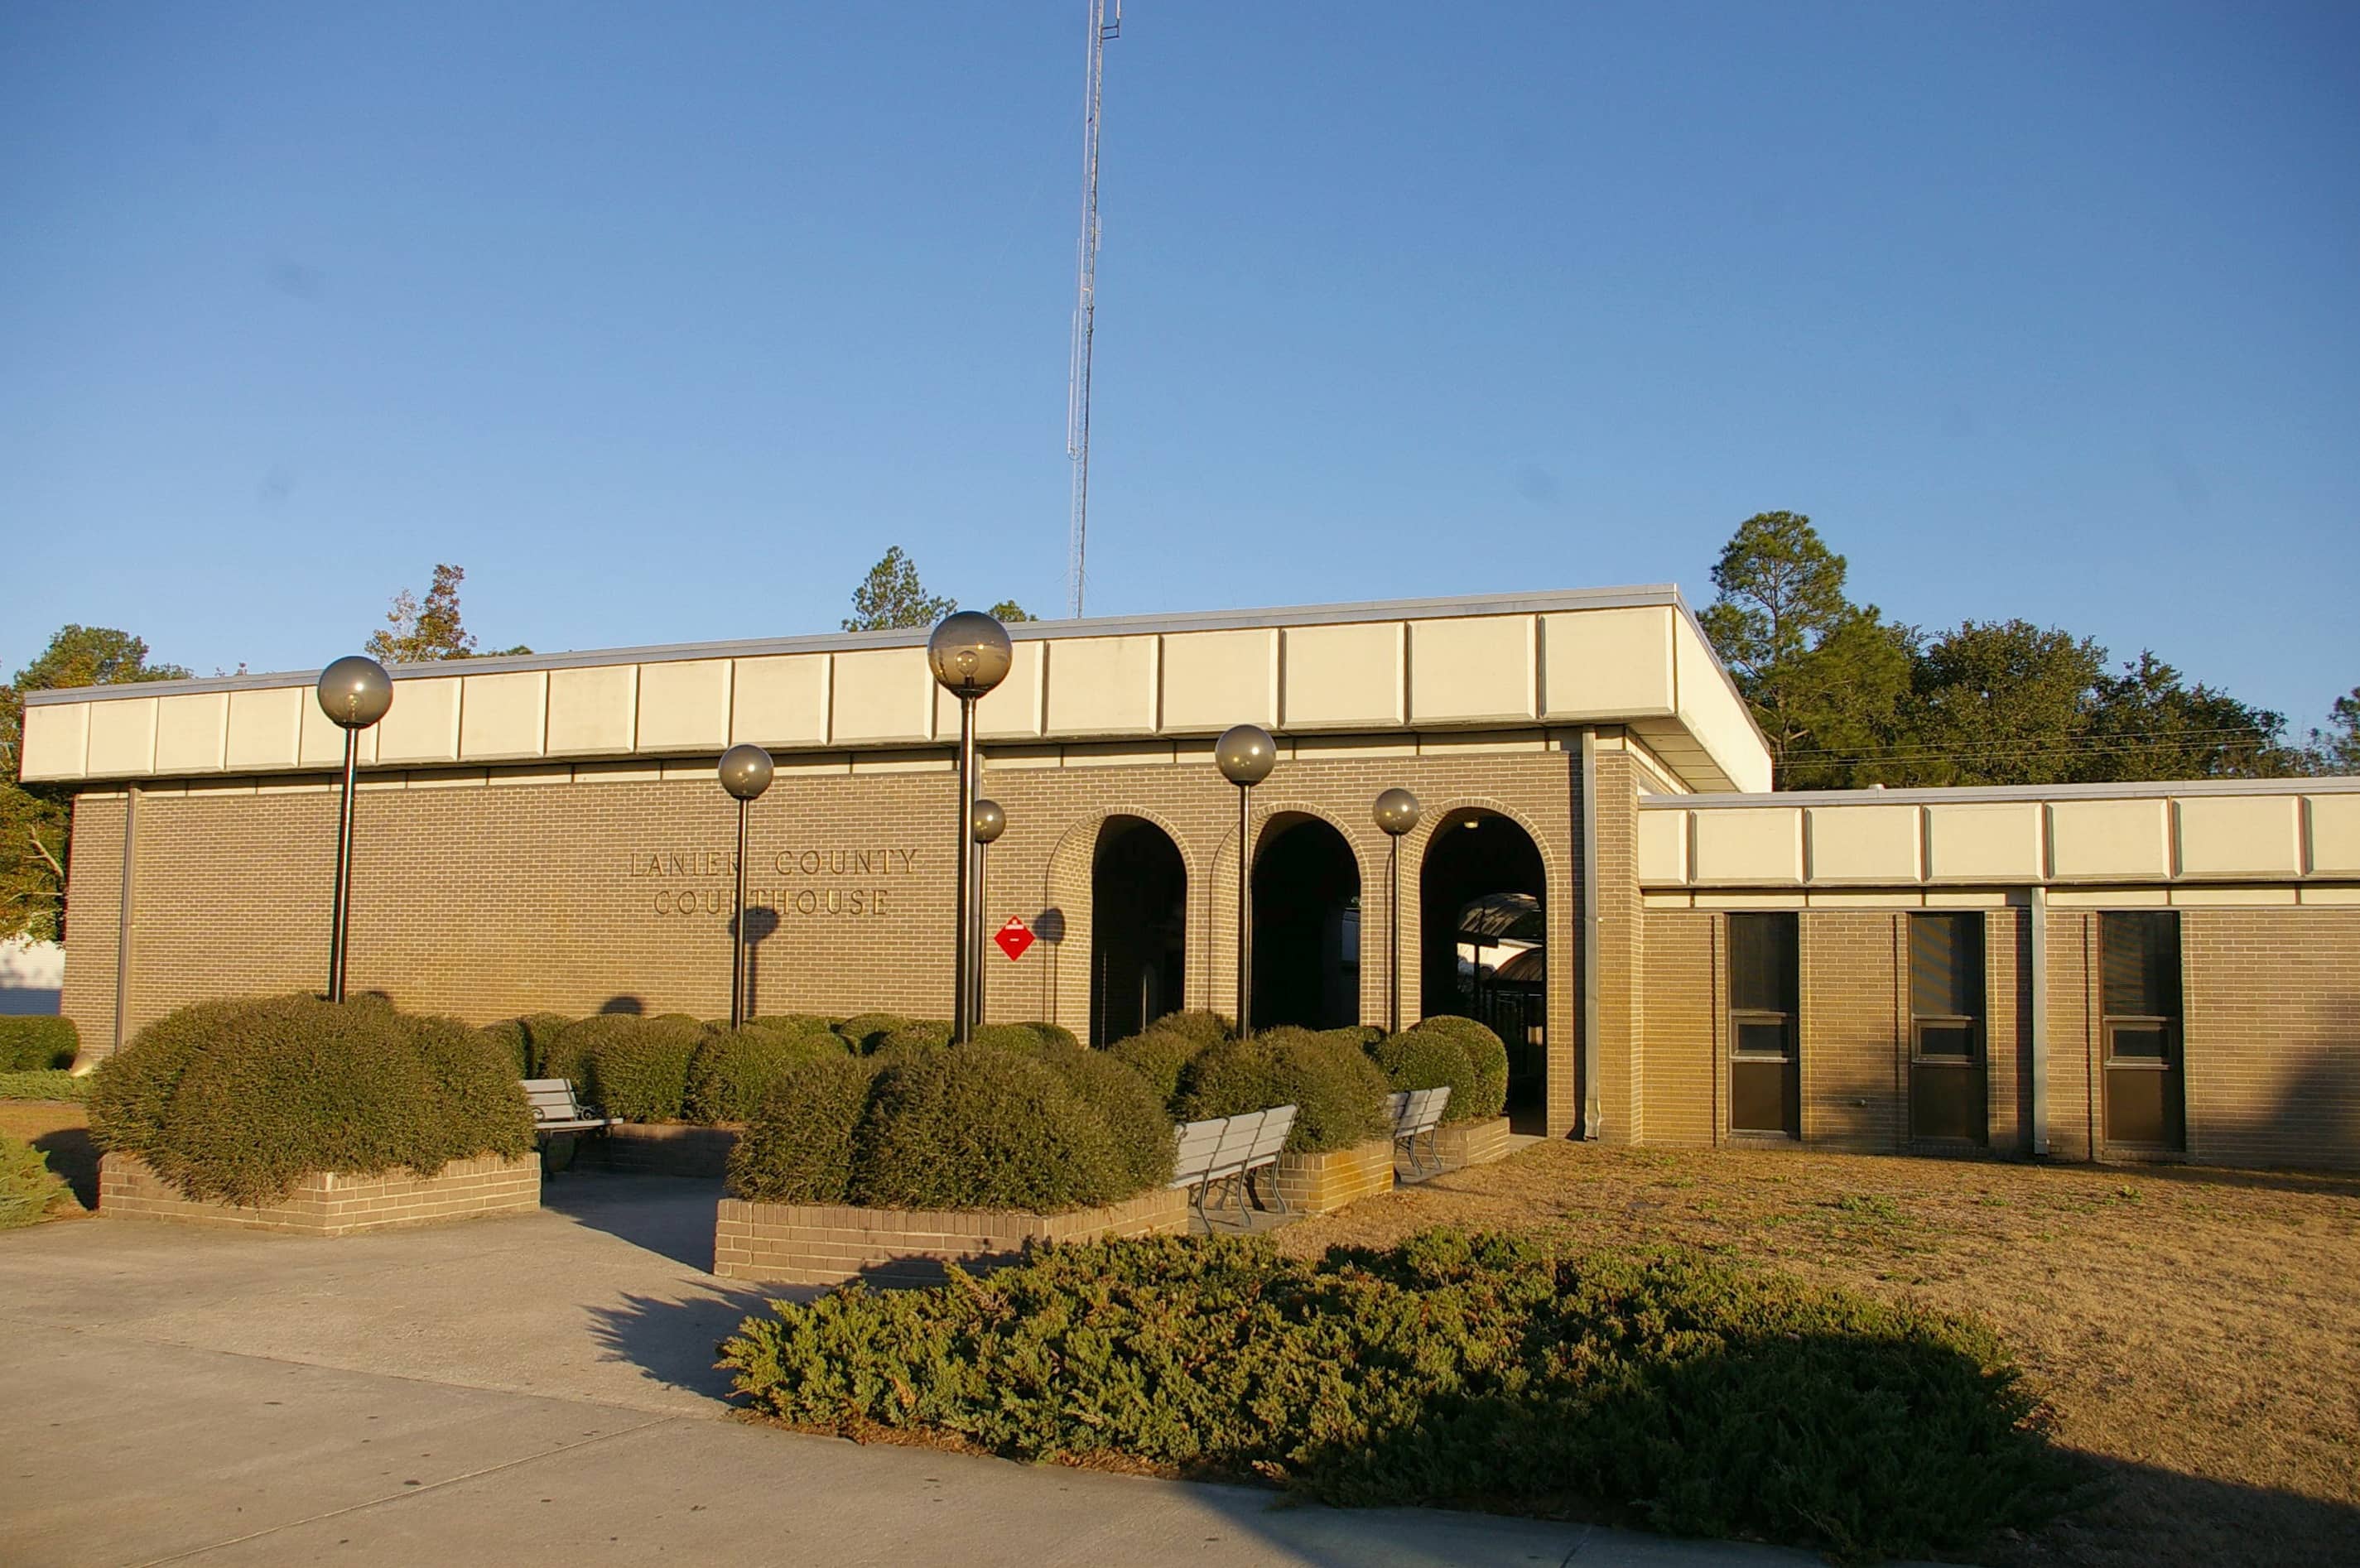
[2101,911,2184,1150]
[1727,912,1799,1138]
[1909,912,1986,1142]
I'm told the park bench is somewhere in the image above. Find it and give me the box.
[1169,1104,1298,1227]
[1387,1086,1452,1181]
[523,1078,617,1165]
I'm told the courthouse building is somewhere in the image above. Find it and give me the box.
[22,585,2360,1170]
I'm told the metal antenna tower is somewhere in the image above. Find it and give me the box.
[1066,0,1119,618]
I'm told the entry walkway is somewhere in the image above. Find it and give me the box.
[2,1176,1832,1567]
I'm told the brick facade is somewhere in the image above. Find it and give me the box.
[99,1152,538,1234]
[714,1186,1188,1287]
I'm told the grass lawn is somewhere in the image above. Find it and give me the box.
[0,1100,96,1214]
[1279,1141,2360,1568]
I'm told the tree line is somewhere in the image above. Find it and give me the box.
[1699,510,2357,787]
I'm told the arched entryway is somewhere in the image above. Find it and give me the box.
[1090,816,1187,1046]
[1251,813,1361,1031]
[1421,809,1548,1131]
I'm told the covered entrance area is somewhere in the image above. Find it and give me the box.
[1421,810,1548,1132]
[1251,814,1360,1031]
[1089,816,1187,1046]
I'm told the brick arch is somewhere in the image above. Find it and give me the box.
[1031,806,1202,1041]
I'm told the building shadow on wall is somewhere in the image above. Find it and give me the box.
[735,907,781,1017]
[598,996,646,1016]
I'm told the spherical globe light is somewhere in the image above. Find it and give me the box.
[718,743,775,801]
[970,798,1006,844]
[926,611,1014,699]
[315,656,394,730]
[1213,723,1278,786]
[1373,787,1422,837]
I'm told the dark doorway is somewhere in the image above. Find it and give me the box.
[1251,814,1361,1031]
[1090,817,1187,1046]
[1421,810,1548,1132]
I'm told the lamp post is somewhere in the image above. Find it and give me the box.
[1372,788,1421,1035]
[718,743,775,1030]
[1213,724,1277,1035]
[970,798,1004,1027]
[314,656,394,1003]
[927,611,1013,1043]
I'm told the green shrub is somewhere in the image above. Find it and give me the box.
[1401,1015,1509,1119]
[1108,1028,1200,1104]
[0,1016,78,1072]
[0,1133,72,1229]
[874,1020,953,1056]
[721,1231,2075,1560]
[1180,1027,1390,1153]
[1372,1022,1507,1124]
[1144,1010,1231,1050]
[725,1053,881,1204]
[687,1024,848,1124]
[1028,1043,1176,1192]
[88,995,532,1206]
[851,1046,1132,1211]
[476,1020,533,1078]
[543,1012,705,1121]
[833,1012,911,1053]
[0,1070,87,1102]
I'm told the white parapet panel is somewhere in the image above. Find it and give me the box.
[1408,615,1537,725]
[299,687,379,768]
[1670,615,1771,793]
[1041,635,1158,738]
[154,691,231,774]
[2049,798,2171,881]
[932,639,1045,741]
[634,659,732,753]
[1636,808,1689,884]
[1925,801,2045,882]
[1692,806,1804,883]
[1806,804,1922,883]
[1281,622,1404,729]
[1539,606,1674,720]
[546,664,638,756]
[731,654,831,749]
[2309,793,2360,876]
[18,702,89,781]
[829,647,935,747]
[1159,628,1278,731]
[224,685,305,772]
[375,676,462,766]
[85,697,158,777]
[458,670,549,762]
[2175,794,2302,879]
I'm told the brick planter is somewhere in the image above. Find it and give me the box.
[580,1122,738,1178]
[99,1152,538,1236]
[1431,1116,1515,1172]
[714,1186,1188,1289]
[1269,1137,1394,1215]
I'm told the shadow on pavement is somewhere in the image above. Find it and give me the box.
[585,1287,789,1405]
[542,1171,725,1272]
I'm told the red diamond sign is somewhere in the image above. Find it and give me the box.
[995,916,1034,962]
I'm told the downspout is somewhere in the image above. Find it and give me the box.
[112,784,138,1061]
[2028,885,2049,1156]
[1578,726,1602,1140]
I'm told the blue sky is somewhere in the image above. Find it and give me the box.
[4,2,2354,733]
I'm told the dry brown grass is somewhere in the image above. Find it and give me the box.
[1279,1141,2360,1567]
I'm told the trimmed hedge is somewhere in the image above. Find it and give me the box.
[0,1016,77,1072]
[88,995,532,1205]
[1398,1015,1509,1120]
[729,1039,1173,1214]
[721,1231,2076,1560]
[0,1070,87,1102]
[1108,1028,1198,1104]
[1374,1018,1507,1124]
[726,1053,881,1205]
[0,1133,72,1229]
[833,1012,912,1053]
[687,1022,848,1124]
[543,1012,706,1122]
[1179,1027,1390,1153]
[874,1020,954,1057]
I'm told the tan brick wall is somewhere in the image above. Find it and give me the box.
[1587,752,1640,1142]
[1638,910,1718,1146]
[1800,912,1905,1152]
[713,1186,1188,1287]
[1431,1115,1514,1170]
[1268,1136,1395,1213]
[100,1152,537,1234]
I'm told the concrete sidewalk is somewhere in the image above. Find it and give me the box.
[0,1176,1825,1567]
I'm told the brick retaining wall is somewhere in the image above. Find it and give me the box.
[714,1186,1188,1288]
[580,1122,737,1178]
[1269,1137,1394,1214]
[100,1152,539,1234]
[1431,1116,1514,1171]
